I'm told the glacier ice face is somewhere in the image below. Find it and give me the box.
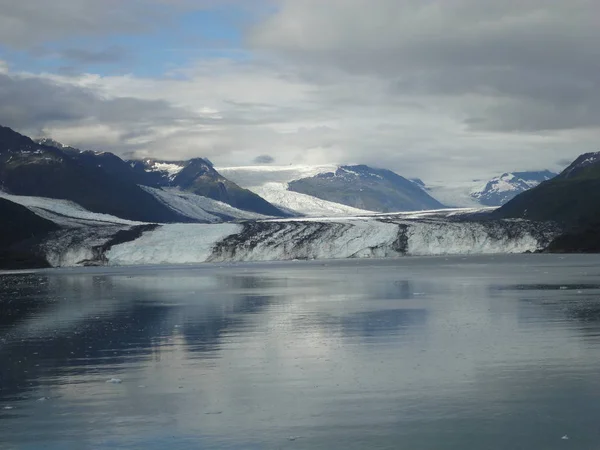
[95,215,559,268]
[106,223,242,266]
[28,200,559,268]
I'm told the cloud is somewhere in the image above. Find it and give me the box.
[0,0,598,181]
[0,70,205,152]
[250,0,600,133]
[253,154,275,164]
[0,0,173,49]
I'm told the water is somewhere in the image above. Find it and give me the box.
[2,254,600,449]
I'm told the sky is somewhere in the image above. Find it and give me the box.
[0,0,598,182]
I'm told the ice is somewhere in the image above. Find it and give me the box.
[0,192,140,228]
[103,214,556,266]
[562,435,569,440]
[106,223,242,266]
[106,378,122,384]
[252,182,372,217]
[141,186,270,222]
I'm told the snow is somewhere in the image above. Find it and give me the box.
[0,192,140,228]
[252,182,373,217]
[141,186,270,222]
[472,174,519,198]
[146,161,184,180]
[106,223,242,266]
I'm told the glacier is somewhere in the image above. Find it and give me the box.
[96,212,559,267]
[140,186,270,222]
[1,190,560,267]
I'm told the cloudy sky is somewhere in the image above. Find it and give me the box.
[0,0,598,181]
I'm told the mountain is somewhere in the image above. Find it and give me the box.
[287,165,445,213]
[129,159,286,217]
[471,171,557,206]
[219,164,445,215]
[496,152,600,227]
[0,125,189,223]
[34,135,286,218]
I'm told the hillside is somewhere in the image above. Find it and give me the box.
[0,197,58,268]
[496,152,600,227]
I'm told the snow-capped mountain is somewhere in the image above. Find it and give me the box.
[423,171,557,208]
[471,171,557,206]
[219,164,444,215]
[128,158,286,217]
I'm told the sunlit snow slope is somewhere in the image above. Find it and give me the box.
[141,186,270,222]
[0,192,140,227]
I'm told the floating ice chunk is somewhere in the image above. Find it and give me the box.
[559,286,569,290]
[562,435,569,440]
[3,406,13,410]
[288,436,302,441]
[106,378,122,384]
[37,397,50,402]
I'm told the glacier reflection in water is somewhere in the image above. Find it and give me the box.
[2,255,600,449]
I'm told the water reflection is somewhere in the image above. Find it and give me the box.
[1,256,600,449]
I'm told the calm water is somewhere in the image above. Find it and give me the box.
[2,255,600,449]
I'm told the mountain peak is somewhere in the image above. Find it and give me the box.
[470,170,557,206]
[35,137,71,150]
[561,152,600,179]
